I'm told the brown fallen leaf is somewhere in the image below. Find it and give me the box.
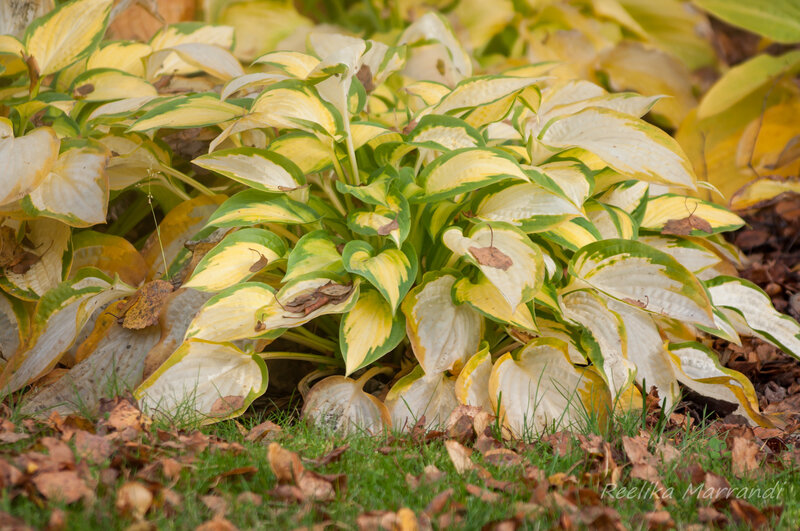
[475,434,503,455]
[45,508,67,531]
[40,437,74,468]
[268,442,303,484]
[267,484,304,503]
[194,516,238,531]
[425,488,454,515]
[661,214,713,236]
[0,458,23,488]
[622,435,661,486]
[208,395,245,417]
[483,448,522,467]
[267,442,340,502]
[469,245,513,270]
[0,510,33,531]
[73,431,113,464]
[444,440,475,474]
[357,507,418,531]
[100,395,151,433]
[356,64,375,93]
[201,495,229,516]
[729,499,769,528]
[303,445,349,467]
[248,250,270,272]
[446,414,475,444]
[32,471,92,504]
[235,492,262,506]
[119,280,175,329]
[406,464,445,489]
[465,484,500,503]
[643,510,675,530]
[116,481,153,518]
[697,506,728,526]
[576,505,626,530]
[731,436,760,477]
[542,431,573,457]
[244,420,282,442]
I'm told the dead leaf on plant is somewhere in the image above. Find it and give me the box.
[377,218,399,236]
[119,280,175,329]
[469,246,513,270]
[661,215,713,236]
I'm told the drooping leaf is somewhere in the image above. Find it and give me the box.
[206,190,319,228]
[691,0,800,44]
[454,343,493,412]
[135,339,267,423]
[185,282,279,343]
[302,374,391,435]
[385,366,459,431]
[340,290,405,376]
[0,125,60,207]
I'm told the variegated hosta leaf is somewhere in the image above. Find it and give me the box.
[606,299,680,410]
[561,290,637,404]
[252,50,320,78]
[454,343,493,412]
[23,0,113,76]
[340,290,405,376]
[402,273,482,375]
[1,271,134,393]
[71,230,147,286]
[206,190,319,228]
[0,125,60,206]
[706,276,800,360]
[400,12,472,84]
[668,342,774,427]
[269,133,334,175]
[70,68,157,101]
[418,148,529,201]
[406,115,483,152]
[474,182,581,232]
[220,72,287,101]
[250,80,342,139]
[0,291,28,362]
[23,140,110,227]
[128,94,246,132]
[256,276,360,332]
[489,337,609,437]
[1,219,72,300]
[543,217,601,251]
[385,366,459,431]
[184,229,286,292]
[452,274,537,332]
[585,203,637,240]
[539,161,593,208]
[569,239,715,327]
[640,194,745,235]
[192,148,306,193]
[597,180,649,215]
[148,22,235,75]
[443,224,543,311]
[135,339,267,424]
[185,282,278,343]
[146,43,244,81]
[283,231,344,283]
[342,241,417,314]
[431,76,542,116]
[538,107,697,189]
[637,236,722,277]
[86,41,151,77]
[302,375,391,435]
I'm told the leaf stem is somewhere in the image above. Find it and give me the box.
[159,165,215,196]
[283,330,336,354]
[258,351,343,367]
[354,366,393,388]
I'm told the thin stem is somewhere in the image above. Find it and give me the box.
[319,171,348,217]
[295,326,338,350]
[266,223,300,243]
[159,165,215,196]
[258,351,343,367]
[344,118,361,185]
[283,330,336,354]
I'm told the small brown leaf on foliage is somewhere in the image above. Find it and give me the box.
[73,431,113,464]
[244,420,281,442]
[209,396,245,417]
[730,499,768,528]
[195,516,238,531]
[119,280,175,329]
[33,471,92,504]
[444,440,475,474]
[248,250,270,272]
[697,506,728,526]
[201,495,229,516]
[377,218,399,236]
[116,481,153,518]
[466,484,500,503]
[73,83,95,97]
[643,510,674,530]
[469,246,513,270]
[45,508,66,531]
[356,64,375,92]
[662,215,713,236]
[303,445,349,467]
[731,436,760,477]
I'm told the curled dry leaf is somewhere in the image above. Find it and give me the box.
[209,395,245,417]
[444,440,475,474]
[731,436,760,477]
[468,246,513,270]
[661,215,713,236]
[119,280,175,330]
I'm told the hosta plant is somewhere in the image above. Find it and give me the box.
[2,1,800,440]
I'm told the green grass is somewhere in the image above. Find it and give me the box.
[1,402,797,530]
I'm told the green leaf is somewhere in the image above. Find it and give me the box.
[283,230,344,283]
[340,289,406,376]
[207,190,319,228]
[692,0,800,44]
[128,94,246,132]
[193,147,306,193]
[342,241,417,313]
